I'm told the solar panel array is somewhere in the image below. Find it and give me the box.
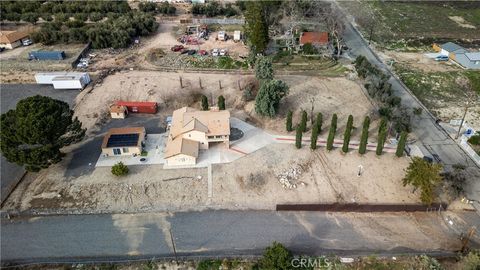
[106,133,140,148]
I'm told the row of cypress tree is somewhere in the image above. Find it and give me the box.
[288,111,407,157]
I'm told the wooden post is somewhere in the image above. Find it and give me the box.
[199,77,203,89]
[218,80,222,89]
[179,76,183,88]
[237,80,241,91]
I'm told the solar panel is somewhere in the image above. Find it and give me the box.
[106,133,140,148]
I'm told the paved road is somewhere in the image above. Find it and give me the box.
[3,210,477,264]
[340,19,480,208]
[0,84,80,204]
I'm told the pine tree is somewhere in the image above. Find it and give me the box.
[342,115,354,153]
[315,112,323,133]
[286,110,293,132]
[376,118,387,155]
[326,114,337,151]
[201,95,209,110]
[310,122,319,150]
[295,124,302,149]
[300,110,307,132]
[396,131,407,157]
[359,116,370,155]
[217,95,225,110]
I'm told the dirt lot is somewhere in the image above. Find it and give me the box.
[378,51,460,72]
[2,71,413,214]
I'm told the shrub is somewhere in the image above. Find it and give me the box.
[403,157,442,205]
[310,122,318,150]
[359,116,370,155]
[376,118,387,155]
[326,114,337,151]
[201,95,209,110]
[255,79,289,117]
[315,112,323,133]
[295,125,302,149]
[255,56,274,81]
[396,131,407,157]
[300,110,307,132]
[111,162,129,176]
[342,115,353,153]
[258,242,292,270]
[468,135,480,145]
[302,43,318,55]
[286,110,293,132]
[217,95,225,110]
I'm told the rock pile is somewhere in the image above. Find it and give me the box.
[277,166,302,189]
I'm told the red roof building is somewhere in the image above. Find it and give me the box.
[299,32,329,46]
[115,101,157,114]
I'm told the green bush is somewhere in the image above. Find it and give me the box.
[295,125,303,149]
[201,95,209,111]
[396,131,407,157]
[217,95,225,110]
[342,115,353,153]
[310,122,319,150]
[468,135,480,145]
[111,162,129,176]
[255,79,289,117]
[197,259,222,270]
[376,118,387,155]
[326,114,338,151]
[359,116,370,155]
[302,43,318,55]
[258,242,293,270]
[286,110,293,132]
[300,110,307,132]
[315,112,323,133]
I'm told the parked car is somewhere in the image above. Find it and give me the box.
[180,48,189,54]
[198,50,208,56]
[219,49,227,56]
[435,55,449,61]
[212,48,219,56]
[22,39,33,46]
[187,49,196,55]
[171,45,184,52]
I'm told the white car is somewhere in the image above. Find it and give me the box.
[22,39,33,46]
[212,48,219,57]
[219,49,227,56]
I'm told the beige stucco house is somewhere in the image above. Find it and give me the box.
[164,107,230,166]
[0,30,29,49]
[101,127,146,157]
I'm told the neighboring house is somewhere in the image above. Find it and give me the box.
[0,30,29,49]
[164,107,230,166]
[299,32,329,48]
[433,42,480,70]
[110,105,128,119]
[101,127,146,157]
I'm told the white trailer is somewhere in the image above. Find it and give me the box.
[35,72,91,89]
[233,30,241,42]
[218,31,226,41]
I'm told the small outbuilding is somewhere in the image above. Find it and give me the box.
[101,127,146,157]
[110,105,128,119]
[0,30,29,49]
[299,32,329,47]
[116,101,158,114]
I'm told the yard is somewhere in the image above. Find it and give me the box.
[339,1,480,50]
[1,71,416,214]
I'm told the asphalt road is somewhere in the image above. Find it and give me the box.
[340,21,480,207]
[0,84,80,204]
[2,210,473,264]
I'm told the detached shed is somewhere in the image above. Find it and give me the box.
[116,101,158,114]
[110,105,128,119]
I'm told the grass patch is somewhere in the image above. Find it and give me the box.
[273,53,348,76]
[188,56,247,69]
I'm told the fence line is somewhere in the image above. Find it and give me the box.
[276,203,448,212]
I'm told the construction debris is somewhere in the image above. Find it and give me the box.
[277,166,302,189]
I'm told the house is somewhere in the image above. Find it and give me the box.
[110,105,128,119]
[299,32,329,48]
[0,30,29,49]
[454,52,480,70]
[101,127,146,157]
[433,42,480,69]
[164,107,230,166]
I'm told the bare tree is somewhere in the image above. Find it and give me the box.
[322,4,346,58]
[455,77,479,139]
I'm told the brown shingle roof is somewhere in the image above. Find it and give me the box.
[170,107,230,138]
[0,31,29,44]
[164,137,199,158]
[110,105,127,114]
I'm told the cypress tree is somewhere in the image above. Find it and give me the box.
[300,110,307,132]
[315,112,322,133]
[342,115,354,153]
[286,110,293,132]
[217,95,225,110]
[396,131,407,157]
[326,114,337,151]
[359,116,370,155]
[295,124,302,149]
[376,118,387,155]
[201,95,209,111]
[310,123,318,150]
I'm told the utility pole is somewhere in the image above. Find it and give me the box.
[455,105,469,139]
[169,229,178,264]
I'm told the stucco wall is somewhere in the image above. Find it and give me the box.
[102,146,142,156]
[166,154,196,166]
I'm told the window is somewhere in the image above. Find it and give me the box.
[113,148,121,155]
[122,148,129,153]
